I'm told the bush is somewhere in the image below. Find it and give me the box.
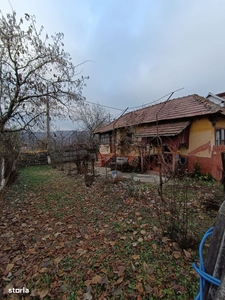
[191,162,215,182]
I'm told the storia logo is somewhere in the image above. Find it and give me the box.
[8,287,29,294]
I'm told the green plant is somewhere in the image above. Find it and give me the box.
[192,162,202,178]
[191,162,215,182]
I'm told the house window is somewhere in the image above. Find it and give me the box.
[100,134,110,145]
[215,128,225,145]
[127,132,135,144]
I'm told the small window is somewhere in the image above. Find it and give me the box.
[215,128,225,145]
[127,132,135,144]
[100,134,110,145]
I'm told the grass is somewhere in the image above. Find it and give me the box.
[19,165,53,190]
[0,164,222,299]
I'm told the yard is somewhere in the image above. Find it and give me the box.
[0,165,223,299]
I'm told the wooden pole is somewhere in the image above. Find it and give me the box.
[46,96,51,164]
[221,152,225,191]
[204,201,225,299]
[215,274,225,300]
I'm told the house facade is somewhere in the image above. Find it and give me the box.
[95,94,225,180]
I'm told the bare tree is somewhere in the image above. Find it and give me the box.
[73,102,110,140]
[0,11,88,133]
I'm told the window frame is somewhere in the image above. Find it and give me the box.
[215,128,225,145]
[100,133,110,145]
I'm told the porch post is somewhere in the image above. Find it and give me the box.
[221,152,225,191]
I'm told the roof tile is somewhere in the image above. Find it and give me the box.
[137,121,190,137]
[95,94,224,133]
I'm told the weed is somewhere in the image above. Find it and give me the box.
[67,291,78,300]
[191,162,215,182]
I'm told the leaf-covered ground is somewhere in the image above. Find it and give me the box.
[0,165,221,299]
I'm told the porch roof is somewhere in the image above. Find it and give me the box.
[137,121,190,137]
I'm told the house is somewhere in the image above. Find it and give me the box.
[206,92,225,106]
[94,94,225,180]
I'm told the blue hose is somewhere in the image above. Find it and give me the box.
[192,227,221,300]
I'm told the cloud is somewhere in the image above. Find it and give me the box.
[2,0,225,128]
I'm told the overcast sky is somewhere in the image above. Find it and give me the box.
[2,0,225,129]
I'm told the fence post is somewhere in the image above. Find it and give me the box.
[204,201,225,299]
[221,152,225,191]
[0,157,5,191]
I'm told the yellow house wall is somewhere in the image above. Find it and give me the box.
[99,144,110,154]
[180,118,213,157]
[180,117,225,157]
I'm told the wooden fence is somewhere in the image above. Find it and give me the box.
[211,145,225,181]
[21,148,98,166]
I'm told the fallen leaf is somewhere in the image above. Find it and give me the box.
[136,282,144,294]
[143,261,154,275]
[83,291,93,300]
[77,248,87,256]
[14,269,24,277]
[37,289,49,299]
[54,256,63,265]
[6,263,14,272]
[39,268,48,273]
[3,282,13,295]
[144,284,153,294]
[3,276,11,282]
[162,236,170,243]
[173,251,181,259]
[173,242,181,251]
[109,241,116,246]
[27,248,37,254]
[98,229,105,235]
[91,274,102,284]
[115,277,124,285]
[132,254,140,260]
[131,262,136,271]
[30,289,38,297]
[100,275,108,286]
[152,243,157,250]
[117,266,126,277]
[113,286,123,296]
[140,230,146,235]
[84,280,92,287]
[183,249,192,259]
[60,284,70,292]
[12,255,23,263]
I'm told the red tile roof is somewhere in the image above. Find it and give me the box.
[137,121,190,137]
[95,94,224,133]
[216,92,225,100]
